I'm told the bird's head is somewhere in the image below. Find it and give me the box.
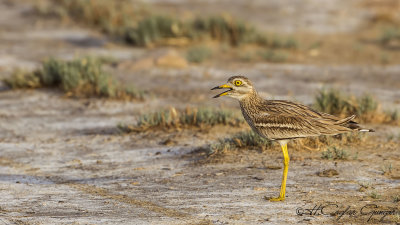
[211,76,255,100]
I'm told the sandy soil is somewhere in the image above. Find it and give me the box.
[0,1,399,224]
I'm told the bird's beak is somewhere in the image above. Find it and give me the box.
[211,84,233,98]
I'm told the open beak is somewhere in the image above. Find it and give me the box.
[211,84,233,98]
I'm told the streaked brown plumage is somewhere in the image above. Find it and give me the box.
[214,75,372,140]
[212,75,373,201]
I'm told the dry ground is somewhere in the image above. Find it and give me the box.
[0,0,399,224]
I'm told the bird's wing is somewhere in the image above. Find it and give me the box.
[252,114,320,140]
[263,100,341,121]
[252,113,352,140]
[263,100,361,130]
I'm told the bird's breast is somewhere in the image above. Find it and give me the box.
[240,105,269,139]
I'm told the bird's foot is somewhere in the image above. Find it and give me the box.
[264,196,285,202]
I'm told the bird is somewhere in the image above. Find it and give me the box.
[211,75,374,202]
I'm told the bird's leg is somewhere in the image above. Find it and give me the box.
[265,143,290,202]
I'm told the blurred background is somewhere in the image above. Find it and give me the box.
[1,0,400,108]
[0,0,399,224]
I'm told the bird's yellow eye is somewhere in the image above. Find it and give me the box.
[234,80,242,86]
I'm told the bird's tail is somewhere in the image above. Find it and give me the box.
[335,115,375,132]
[333,115,356,125]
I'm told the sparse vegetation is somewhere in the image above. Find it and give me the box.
[3,57,143,99]
[35,0,298,51]
[209,130,272,154]
[314,88,399,124]
[186,46,212,63]
[315,89,376,117]
[118,107,243,132]
[321,147,349,160]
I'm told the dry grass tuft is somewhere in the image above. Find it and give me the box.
[118,107,243,132]
[3,57,143,100]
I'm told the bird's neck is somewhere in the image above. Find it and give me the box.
[239,90,264,110]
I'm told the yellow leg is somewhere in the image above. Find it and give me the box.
[265,143,290,202]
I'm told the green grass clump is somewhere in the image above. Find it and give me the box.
[186,46,212,63]
[314,89,377,117]
[314,88,400,124]
[3,57,143,99]
[118,107,243,132]
[368,191,381,199]
[210,130,272,154]
[189,16,261,46]
[321,146,349,160]
[314,89,350,115]
[124,15,183,46]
